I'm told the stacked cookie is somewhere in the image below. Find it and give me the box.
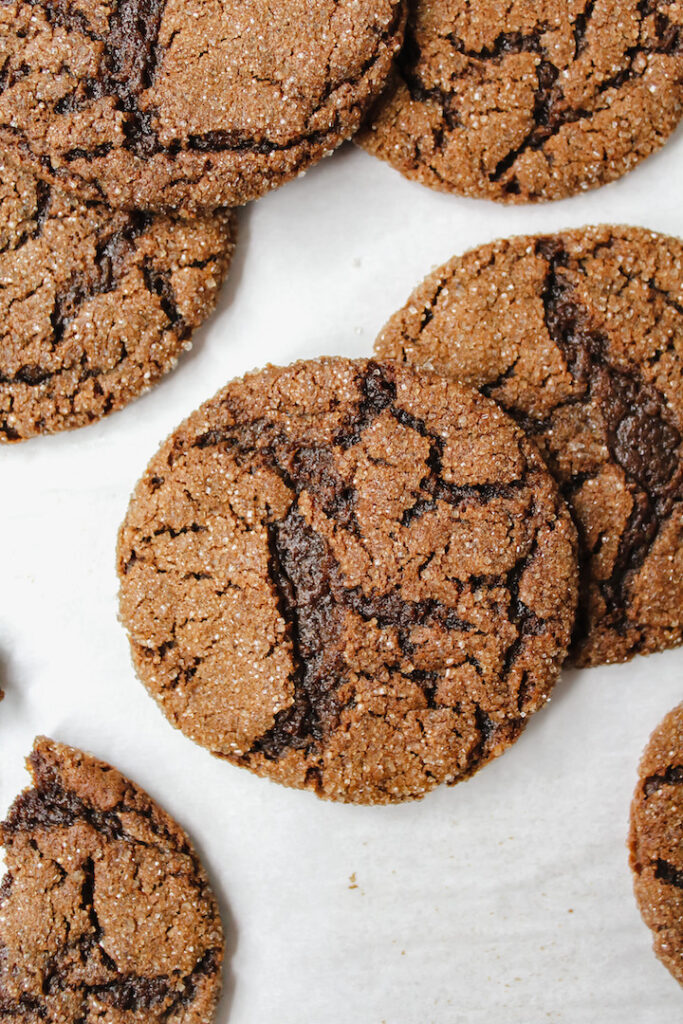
[117,357,579,804]
[376,225,683,668]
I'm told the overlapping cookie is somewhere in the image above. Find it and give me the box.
[376,225,683,666]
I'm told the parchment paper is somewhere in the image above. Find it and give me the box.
[1,130,682,1024]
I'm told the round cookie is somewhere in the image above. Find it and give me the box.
[358,0,683,203]
[0,737,224,1022]
[630,703,683,986]
[376,225,683,666]
[0,0,406,212]
[0,155,234,441]
[118,357,578,805]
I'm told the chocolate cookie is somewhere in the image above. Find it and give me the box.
[0,737,224,1021]
[117,358,578,804]
[359,0,683,203]
[630,703,683,986]
[376,225,683,667]
[0,155,234,441]
[0,0,406,211]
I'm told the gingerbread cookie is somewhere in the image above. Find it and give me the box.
[118,358,578,804]
[0,0,405,211]
[630,703,683,986]
[376,226,683,666]
[0,737,224,1022]
[0,155,234,441]
[359,0,683,203]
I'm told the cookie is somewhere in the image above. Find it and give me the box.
[0,737,224,1022]
[358,0,683,203]
[0,155,234,441]
[376,225,683,667]
[117,357,578,805]
[0,0,406,212]
[630,703,683,986]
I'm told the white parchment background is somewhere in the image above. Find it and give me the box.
[1,128,682,1023]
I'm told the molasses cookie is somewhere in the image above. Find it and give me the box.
[0,0,406,211]
[0,155,234,441]
[630,703,683,986]
[118,358,578,804]
[0,737,224,1021]
[376,226,683,666]
[359,0,683,203]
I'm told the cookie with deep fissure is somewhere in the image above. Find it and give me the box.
[630,703,683,987]
[0,737,224,1022]
[359,0,683,203]
[0,0,406,211]
[0,155,234,441]
[118,357,578,804]
[376,225,683,667]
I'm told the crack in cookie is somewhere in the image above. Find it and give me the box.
[0,157,234,441]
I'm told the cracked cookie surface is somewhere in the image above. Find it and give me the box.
[0,155,234,441]
[358,0,683,203]
[0,737,224,1022]
[376,226,683,667]
[0,0,405,211]
[117,357,578,804]
[630,703,683,986]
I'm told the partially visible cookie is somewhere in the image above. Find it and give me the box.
[359,0,683,203]
[630,703,683,987]
[0,737,224,1022]
[118,357,578,804]
[376,225,683,666]
[0,0,406,211]
[0,155,234,441]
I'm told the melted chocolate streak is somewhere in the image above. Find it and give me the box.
[398,0,681,194]
[0,752,219,1018]
[182,363,546,764]
[530,239,682,640]
[18,0,404,162]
